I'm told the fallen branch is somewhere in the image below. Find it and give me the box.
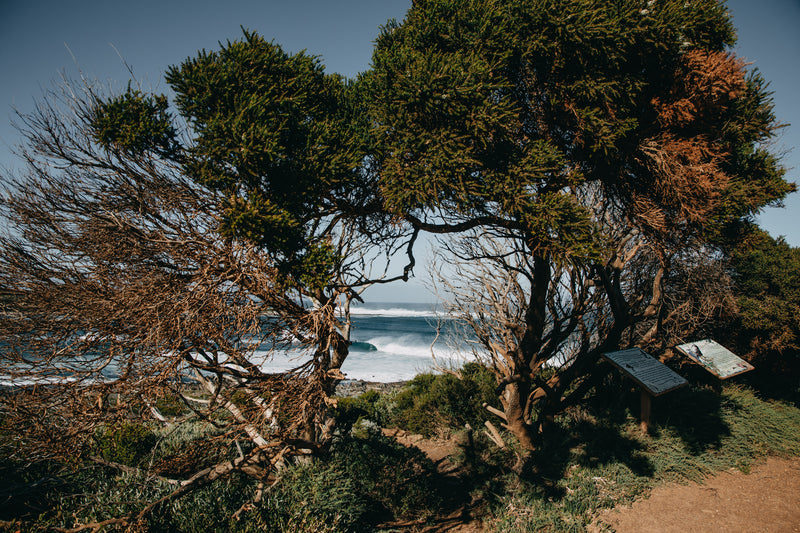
[88,455,180,486]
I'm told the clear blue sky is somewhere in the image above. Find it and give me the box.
[0,0,798,303]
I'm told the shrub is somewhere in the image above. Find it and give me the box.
[390,362,499,437]
[333,389,391,431]
[254,461,369,533]
[95,421,157,466]
[330,433,442,521]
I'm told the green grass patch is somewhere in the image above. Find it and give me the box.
[483,383,800,532]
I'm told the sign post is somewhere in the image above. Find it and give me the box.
[603,348,688,433]
[640,389,651,433]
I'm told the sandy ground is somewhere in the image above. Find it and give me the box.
[592,456,800,533]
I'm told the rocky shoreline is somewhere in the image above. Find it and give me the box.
[333,379,407,398]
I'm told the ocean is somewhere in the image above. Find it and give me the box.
[255,301,475,382]
[0,302,474,386]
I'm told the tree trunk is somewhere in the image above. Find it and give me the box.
[501,382,538,452]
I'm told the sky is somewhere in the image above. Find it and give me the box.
[0,0,798,303]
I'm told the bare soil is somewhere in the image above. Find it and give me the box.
[592,456,800,533]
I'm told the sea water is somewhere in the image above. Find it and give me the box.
[254,302,476,382]
[0,302,475,386]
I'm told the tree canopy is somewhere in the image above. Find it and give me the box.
[366,0,794,453]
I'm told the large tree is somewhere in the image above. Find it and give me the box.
[0,32,411,526]
[367,0,794,453]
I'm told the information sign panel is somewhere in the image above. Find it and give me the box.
[603,348,688,396]
[675,339,754,380]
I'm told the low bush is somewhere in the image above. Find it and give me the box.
[333,389,392,431]
[253,461,369,532]
[330,433,443,521]
[390,362,499,437]
[95,421,157,466]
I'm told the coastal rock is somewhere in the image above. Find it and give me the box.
[333,379,406,398]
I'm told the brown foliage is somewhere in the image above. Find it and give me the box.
[0,79,406,527]
[629,51,747,237]
[652,50,746,129]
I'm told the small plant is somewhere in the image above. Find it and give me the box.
[95,421,157,466]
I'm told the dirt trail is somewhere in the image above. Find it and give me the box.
[592,456,800,533]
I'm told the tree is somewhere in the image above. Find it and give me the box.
[723,226,800,375]
[367,0,794,454]
[0,32,413,527]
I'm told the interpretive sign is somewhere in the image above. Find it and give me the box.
[675,339,754,380]
[603,348,688,396]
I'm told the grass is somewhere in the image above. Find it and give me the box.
[2,372,799,532]
[482,382,800,532]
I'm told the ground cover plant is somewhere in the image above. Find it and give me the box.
[2,373,799,532]
[0,420,442,531]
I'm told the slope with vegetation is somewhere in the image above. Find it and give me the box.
[2,370,799,531]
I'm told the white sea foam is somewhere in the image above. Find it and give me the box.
[4,304,474,384]
[244,337,473,382]
[364,335,461,359]
[347,306,438,318]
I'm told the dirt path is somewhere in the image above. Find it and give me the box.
[384,427,800,532]
[592,456,800,533]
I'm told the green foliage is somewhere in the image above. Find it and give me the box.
[391,363,499,437]
[0,437,438,532]
[254,461,369,532]
[155,393,188,417]
[296,241,340,293]
[165,30,366,269]
[95,421,157,467]
[91,87,178,157]
[367,0,783,259]
[708,71,795,238]
[722,228,800,377]
[334,389,393,431]
[330,433,443,521]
